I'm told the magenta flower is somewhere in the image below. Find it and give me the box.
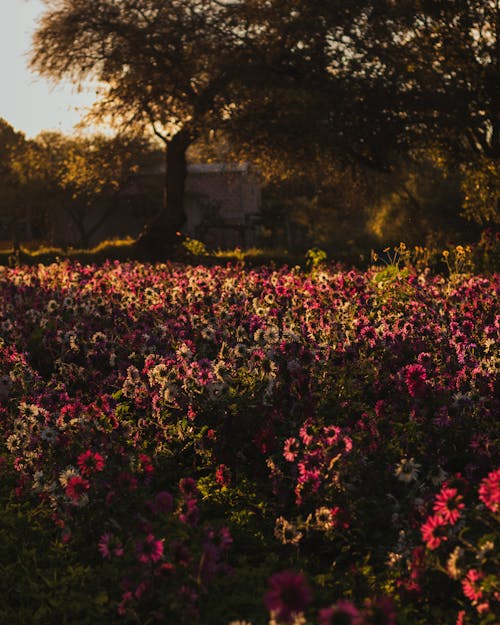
[77,450,105,476]
[405,363,427,397]
[265,570,312,623]
[319,600,363,625]
[136,534,164,564]
[98,532,124,558]
[433,486,465,524]
[478,468,500,513]
[65,475,90,504]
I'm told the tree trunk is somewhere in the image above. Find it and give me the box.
[137,129,191,259]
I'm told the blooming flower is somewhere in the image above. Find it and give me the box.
[136,534,164,564]
[98,532,124,559]
[461,569,484,602]
[65,475,90,505]
[405,363,427,397]
[274,517,303,545]
[394,457,421,483]
[433,486,465,524]
[421,513,448,550]
[478,468,500,513]
[318,600,363,625]
[264,570,312,623]
[77,450,105,476]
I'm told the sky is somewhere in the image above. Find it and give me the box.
[1,0,98,138]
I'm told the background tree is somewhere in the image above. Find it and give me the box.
[0,120,28,245]
[10,132,153,247]
[30,0,257,255]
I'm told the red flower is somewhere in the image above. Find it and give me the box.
[77,450,105,476]
[421,513,448,550]
[433,486,465,524]
[478,468,500,513]
[65,475,90,503]
[462,569,484,602]
[405,363,427,397]
[264,570,312,623]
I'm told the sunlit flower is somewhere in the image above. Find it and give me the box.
[447,546,464,579]
[274,517,303,545]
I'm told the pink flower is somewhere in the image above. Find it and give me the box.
[455,610,466,625]
[98,532,124,559]
[65,475,90,503]
[319,600,363,625]
[405,363,427,397]
[478,468,500,513]
[264,570,312,623]
[433,487,465,524]
[283,437,300,462]
[421,513,448,550]
[138,453,154,476]
[215,464,231,487]
[77,450,105,476]
[136,534,164,564]
[179,477,198,496]
[462,569,484,602]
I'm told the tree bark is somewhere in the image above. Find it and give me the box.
[136,129,191,259]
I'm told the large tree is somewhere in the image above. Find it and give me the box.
[30,0,255,255]
[31,0,499,250]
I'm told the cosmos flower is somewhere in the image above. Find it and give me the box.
[461,569,484,602]
[318,600,363,625]
[478,468,500,513]
[65,475,90,505]
[264,570,312,624]
[421,513,448,550]
[136,534,164,564]
[77,450,105,476]
[394,457,421,483]
[405,363,427,397]
[433,486,465,524]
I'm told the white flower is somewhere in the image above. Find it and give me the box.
[394,457,421,483]
[59,466,80,487]
[274,516,303,545]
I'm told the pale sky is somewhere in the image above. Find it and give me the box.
[1,0,98,138]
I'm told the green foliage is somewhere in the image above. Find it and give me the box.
[0,499,117,625]
[305,247,327,271]
[182,236,210,257]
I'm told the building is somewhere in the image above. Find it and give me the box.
[184,162,262,248]
[0,162,263,250]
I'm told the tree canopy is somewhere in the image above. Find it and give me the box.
[29,0,499,252]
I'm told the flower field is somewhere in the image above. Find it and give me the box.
[0,260,498,625]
